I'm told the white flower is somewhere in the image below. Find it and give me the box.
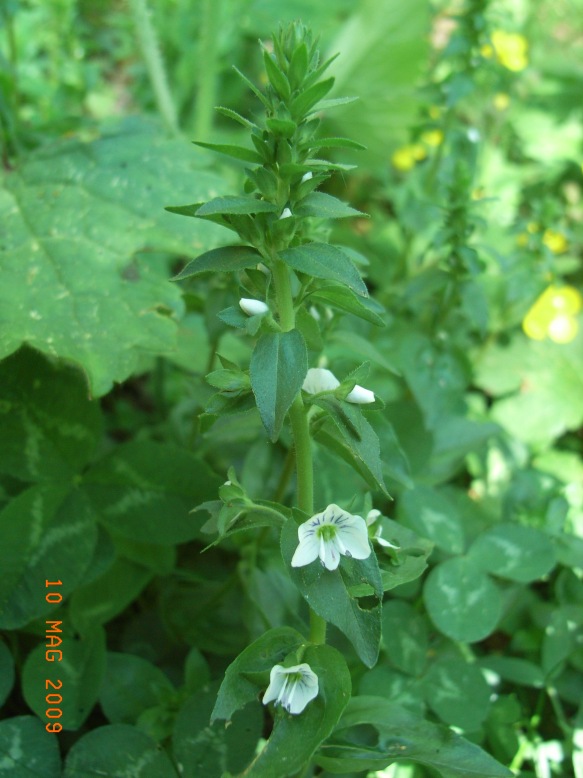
[239,298,269,316]
[279,207,293,220]
[262,663,318,715]
[291,504,371,571]
[345,385,375,404]
[366,509,399,550]
[302,367,340,395]
[308,305,321,322]
[301,172,313,183]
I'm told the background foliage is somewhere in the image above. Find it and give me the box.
[1,0,582,776]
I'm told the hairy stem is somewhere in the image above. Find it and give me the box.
[129,0,178,134]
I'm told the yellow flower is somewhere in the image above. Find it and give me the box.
[421,129,444,147]
[490,30,528,72]
[516,233,529,247]
[527,221,540,234]
[522,285,582,344]
[493,93,510,111]
[391,144,427,171]
[542,229,568,254]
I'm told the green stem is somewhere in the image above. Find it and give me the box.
[271,254,326,645]
[194,0,222,141]
[129,0,178,134]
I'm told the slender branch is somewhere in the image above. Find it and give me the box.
[129,0,178,134]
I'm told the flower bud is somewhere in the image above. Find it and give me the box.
[279,207,293,220]
[346,385,375,404]
[239,298,269,316]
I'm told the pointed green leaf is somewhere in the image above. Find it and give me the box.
[288,42,309,88]
[214,105,257,130]
[281,517,382,668]
[173,245,261,279]
[310,283,385,326]
[263,51,291,99]
[232,66,271,109]
[279,243,368,297]
[294,191,367,219]
[250,330,308,441]
[193,141,262,164]
[309,136,366,151]
[266,118,297,137]
[196,196,278,217]
[290,77,335,119]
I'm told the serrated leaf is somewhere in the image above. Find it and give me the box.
[263,50,291,99]
[250,330,308,441]
[196,196,278,217]
[0,120,225,395]
[214,105,257,130]
[290,77,335,119]
[279,243,368,297]
[173,245,261,279]
[194,140,263,163]
[309,136,366,151]
[281,518,382,667]
[294,191,366,219]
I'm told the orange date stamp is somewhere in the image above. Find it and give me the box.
[44,579,63,733]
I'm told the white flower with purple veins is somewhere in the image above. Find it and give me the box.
[291,504,371,571]
[262,663,319,715]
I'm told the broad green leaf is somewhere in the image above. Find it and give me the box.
[0,348,102,482]
[69,559,152,633]
[313,397,389,497]
[250,330,308,441]
[196,196,279,216]
[422,657,491,731]
[212,626,306,722]
[316,697,513,777]
[0,119,226,396]
[99,652,175,725]
[0,716,61,778]
[398,485,465,554]
[244,644,351,778]
[479,657,544,689]
[0,642,15,708]
[63,724,179,777]
[309,283,386,326]
[279,243,368,297]
[82,440,221,545]
[541,606,582,677]
[173,245,262,279]
[0,484,97,629]
[22,628,106,731]
[194,140,263,163]
[424,557,502,643]
[468,524,556,583]
[173,683,263,777]
[294,192,366,219]
[382,601,428,676]
[281,517,382,667]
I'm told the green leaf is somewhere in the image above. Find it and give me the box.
[0,641,15,708]
[0,716,61,777]
[424,557,502,643]
[196,196,279,216]
[266,117,297,137]
[382,601,428,676]
[468,524,557,583]
[479,657,544,689]
[232,66,271,109]
[69,558,152,633]
[279,243,368,297]
[263,50,291,99]
[422,657,491,731]
[398,485,465,554]
[250,330,308,441]
[309,283,386,326]
[173,245,262,280]
[193,140,263,163]
[290,77,335,119]
[63,724,179,777]
[0,119,225,396]
[374,519,433,593]
[295,191,366,220]
[214,105,258,130]
[313,397,390,497]
[316,697,513,777]
[99,652,175,725]
[243,644,351,778]
[173,684,263,777]
[281,518,382,667]
[82,440,221,545]
[22,628,106,731]
[0,484,97,629]
[330,331,400,374]
[288,42,309,88]
[309,137,367,151]
[212,626,306,722]
[0,348,102,482]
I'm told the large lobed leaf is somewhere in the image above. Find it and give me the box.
[0,118,227,396]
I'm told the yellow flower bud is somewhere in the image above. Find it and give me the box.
[542,229,568,254]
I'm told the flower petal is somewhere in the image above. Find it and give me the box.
[319,536,340,570]
[239,298,269,316]
[337,516,371,560]
[345,384,375,404]
[291,533,319,567]
[286,674,319,714]
[262,665,286,705]
[302,368,340,395]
